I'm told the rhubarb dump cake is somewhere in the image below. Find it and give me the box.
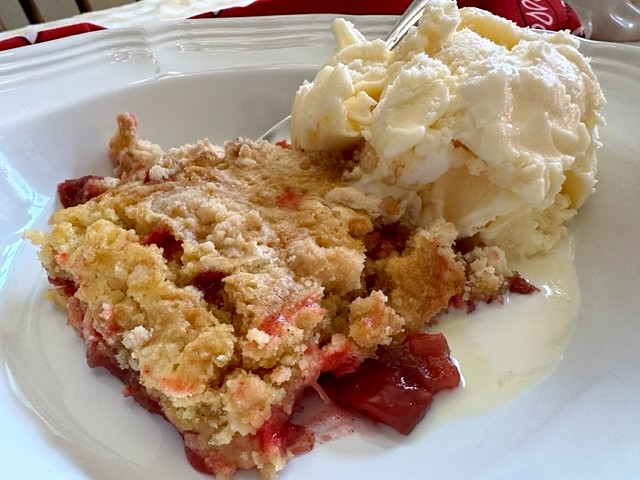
[27,113,528,479]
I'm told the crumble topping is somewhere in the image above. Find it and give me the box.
[27,113,528,479]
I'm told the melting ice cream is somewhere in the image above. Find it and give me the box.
[291,0,605,257]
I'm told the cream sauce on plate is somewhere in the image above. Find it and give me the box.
[425,235,579,427]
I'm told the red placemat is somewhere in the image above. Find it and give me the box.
[0,0,582,52]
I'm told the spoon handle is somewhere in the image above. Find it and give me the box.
[384,0,429,49]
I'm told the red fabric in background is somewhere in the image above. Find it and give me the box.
[35,22,106,43]
[215,0,411,16]
[457,0,582,33]
[0,0,582,52]
[214,0,581,33]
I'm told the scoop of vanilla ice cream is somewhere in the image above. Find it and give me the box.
[290,19,391,152]
[291,0,605,257]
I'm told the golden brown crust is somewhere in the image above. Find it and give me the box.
[28,113,494,478]
[374,228,466,331]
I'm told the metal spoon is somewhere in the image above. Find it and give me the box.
[259,0,429,143]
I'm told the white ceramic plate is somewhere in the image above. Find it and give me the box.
[1,16,639,480]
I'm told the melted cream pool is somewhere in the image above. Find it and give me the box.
[424,234,580,427]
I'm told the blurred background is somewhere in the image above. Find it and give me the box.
[0,0,135,30]
[0,0,638,41]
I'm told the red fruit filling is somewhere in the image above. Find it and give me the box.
[258,407,314,458]
[142,226,183,261]
[320,333,460,435]
[276,189,302,210]
[508,271,539,294]
[363,223,411,261]
[275,140,291,149]
[47,276,78,296]
[58,175,108,208]
[192,270,226,305]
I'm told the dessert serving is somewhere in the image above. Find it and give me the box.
[27,112,521,478]
[26,1,604,479]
